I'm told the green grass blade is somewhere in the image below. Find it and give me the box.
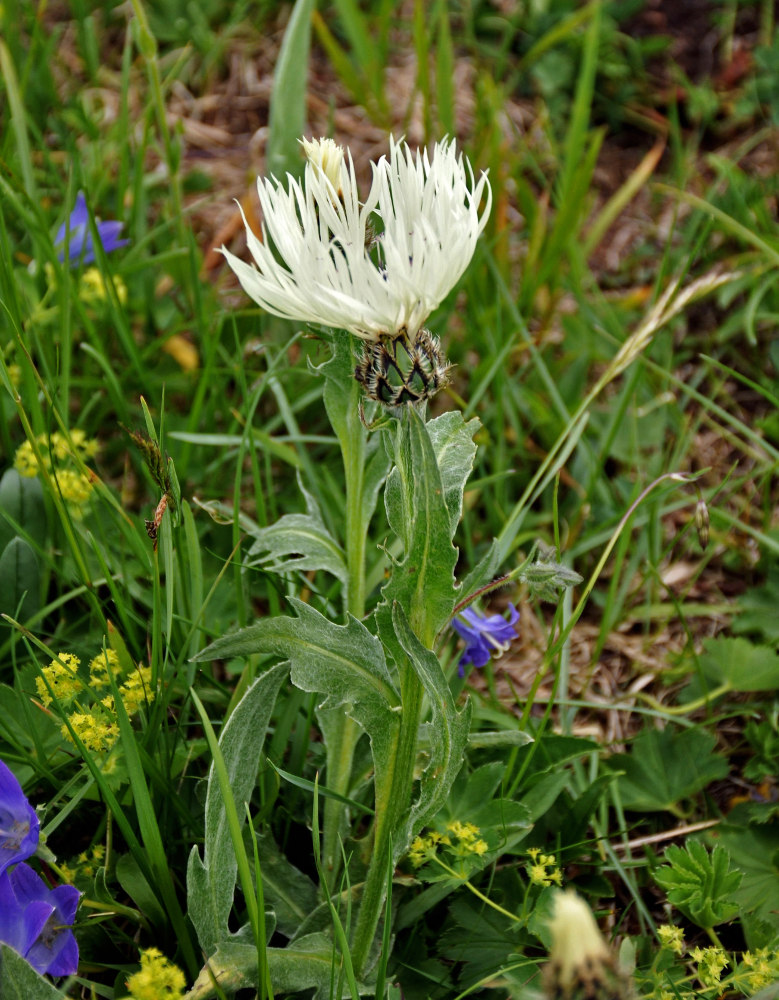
[267,0,316,180]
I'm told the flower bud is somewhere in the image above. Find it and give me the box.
[543,891,632,1000]
[300,137,345,195]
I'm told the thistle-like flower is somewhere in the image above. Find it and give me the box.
[220,136,491,405]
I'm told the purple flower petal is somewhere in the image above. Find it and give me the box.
[55,191,127,266]
[55,192,88,245]
[44,930,80,977]
[452,603,519,676]
[0,870,51,955]
[0,759,39,874]
[0,863,80,977]
[94,220,129,254]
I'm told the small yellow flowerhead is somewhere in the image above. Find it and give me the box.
[124,947,186,1000]
[527,849,563,887]
[740,949,779,992]
[55,469,93,507]
[79,266,127,305]
[690,946,728,989]
[50,432,72,461]
[89,649,121,689]
[69,428,100,459]
[14,440,41,477]
[657,924,684,955]
[64,710,120,753]
[36,653,82,706]
[119,664,153,715]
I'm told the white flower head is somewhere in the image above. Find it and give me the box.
[220,136,491,342]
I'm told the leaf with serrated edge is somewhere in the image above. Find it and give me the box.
[701,636,779,693]
[187,663,288,954]
[378,408,467,654]
[654,842,741,928]
[194,599,400,788]
[247,514,347,582]
[246,475,347,582]
[606,727,728,812]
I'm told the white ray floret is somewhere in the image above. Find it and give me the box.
[220,137,492,342]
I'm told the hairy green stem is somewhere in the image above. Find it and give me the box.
[351,663,423,977]
[321,340,369,882]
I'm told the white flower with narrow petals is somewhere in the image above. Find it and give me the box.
[220,137,491,343]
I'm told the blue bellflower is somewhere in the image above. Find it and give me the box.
[0,759,40,875]
[452,603,519,676]
[0,863,80,976]
[55,191,128,266]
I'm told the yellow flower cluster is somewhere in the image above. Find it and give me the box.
[79,266,128,306]
[651,945,779,999]
[14,430,98,510]
[100,663,153,716]
[657,923,685,955]
[35,652,82,706]
[123,947,186,1000]
[36,645,154,754]
[408,820,489,869]
[527,847,563,887]
[739,948,779,992]
[67,710,121,753]
[59,843,106,884]
[87,649,122,689]
[690,946,728,989]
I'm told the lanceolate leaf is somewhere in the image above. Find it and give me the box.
[458,537,501,606]
[253,832,319,939]
[0,468,46,553]
[246,479,348,584]
[426,410,479,537]
[187,663,288,955]
[266,0,316,180]
[0,536,40,622]
[379,407,469,651]
[186,934,371,1000]
[0,945,65,1000]
[193,599,400,765]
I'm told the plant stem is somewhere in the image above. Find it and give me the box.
[321,339,370,881]
[351,660,423,977]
